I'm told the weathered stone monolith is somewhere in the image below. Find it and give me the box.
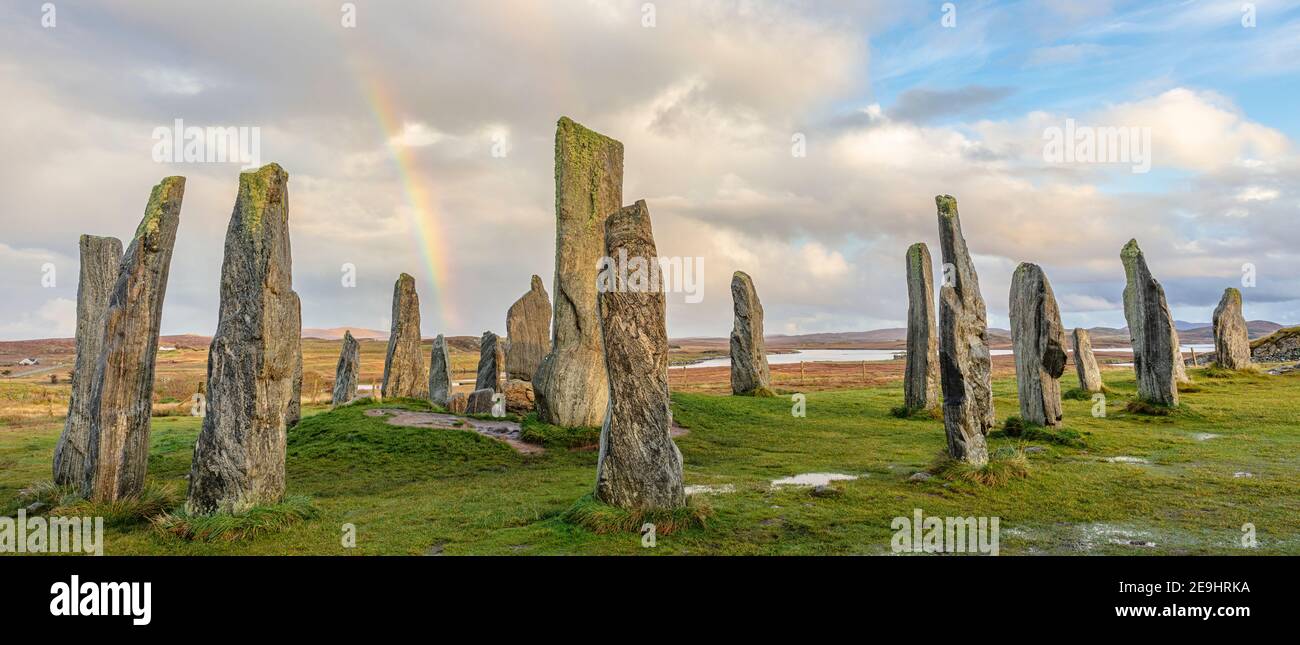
[465,388,495,415]
[382,273,428,399]
[935,195,994,465]
[503,379,535,414]
[534,117,623,428]
[1213,288,1251,370]
[595,201,684,509]
[428,334,452,407]
[507,275,551,381]
[332,330,360,406]
[53,235,123,487]
[1072,328,1103,393]
[1009,263,1068,427]
[475,331,506,393]
[83,176,185,501]
[1121,239,1180,406]
[447,392,468,414]
[187,163,300,514]
[730,271,772,396]
[903,242,939,412]
[285,295,303,427]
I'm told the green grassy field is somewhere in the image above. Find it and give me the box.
[2,366,1297,555]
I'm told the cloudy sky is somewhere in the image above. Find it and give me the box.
[2,0,1298,341]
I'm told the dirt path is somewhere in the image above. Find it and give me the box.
[364,408,544,455]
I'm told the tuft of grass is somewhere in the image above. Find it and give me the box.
[1177,382,1203,393]
[2,480,83,516]
[890,405,942,420]
[53,482,180,528]
[151,495,320,542]
[1062,387,1106,401]
[930,448,1030,487]
[519,413,601,449]
[992,424,1087,449]
[560,493,713,535]
[736,387,778,398]
[1002,415,1030,437]
[1126,399,1176,416]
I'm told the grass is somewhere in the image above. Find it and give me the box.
[995,417,1088,448]
[1,366,1298,555]
[151,496,320,542]
[519,414,600,448]
[560,494,713,535]
[930,448,1031,487]
[890,405,942,420]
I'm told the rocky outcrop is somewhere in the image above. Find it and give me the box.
[1072,328,1103,393]
[534,117,623,428]
[1009,263,1068,427]
[187,164,300,514]
[935,195,993,465]
[1250,327,1300,363]
[503,379,535,414]
[382,273,428,399]
[506,275,550,381]
[332,330,360,406]
[428,334,452,407]
[1213,288,1251,370]
[595,200,684,510]
[903,243,939,412]
[475,331,506,393]
[730,271,772,396]
[1121,240,1180,406]
[53,235,123,487]
[83,176,185,501]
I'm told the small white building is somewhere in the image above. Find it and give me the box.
[17,358,39,366]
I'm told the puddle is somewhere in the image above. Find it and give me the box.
[1104,456,1151,464]
[770,472,859,487]
[1234,471,1254,478]
[1191,433,1221,441]
[1073,523,1159,551]
[684,484,735,496]
[364,408,543,454]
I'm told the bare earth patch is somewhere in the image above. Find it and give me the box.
[363,408,544,455]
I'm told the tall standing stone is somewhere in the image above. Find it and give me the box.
[428,334,452,407]
[475,331,506,393]
[187,164,300,514]
[730,271,772,396]
[332,330,361,406]
[595,200,684,510]
[534,117,623,428]
[903,243,939,412]
[53,235,123,486]
[1121,240,1180,406]
[935,195,993,465]
[1213,287,1251,370]
[506,275,551,381]
[1072,328,1103,393]
[1009,263,1068,427]
[83,177,185,501]
[382,273,428,399]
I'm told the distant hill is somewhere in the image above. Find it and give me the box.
[302,327,389,340]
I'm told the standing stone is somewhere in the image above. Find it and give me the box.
[447,392,469,415]
[83,176,185,501]
[506,275,551,381]
[187,164,300,514]
[382,273,428,399]
[534,117,623,428]
[503,379,536,414]
[1213,287,1251,370]
[1121,240,1180,406]
[53,235,123,486]
[595,200,684,510]
[475,331,506,393]
[285,294,303,427]
[1072,328,1103,393]
[903,243,939,412]
[465,388,496,415]
[730,271,772,396]
[332,330,361,406]
[935,195,993,466]
[1009,263,1068,427]
[428,334,452,407]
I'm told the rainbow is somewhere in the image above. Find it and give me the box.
[357,74,455,329]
